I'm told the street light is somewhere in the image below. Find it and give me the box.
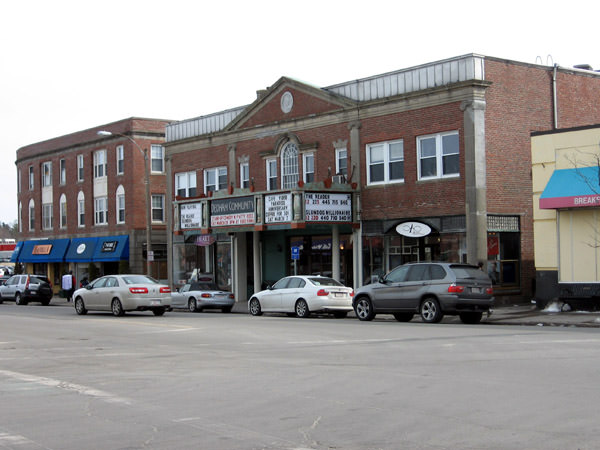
[97,130,152,277]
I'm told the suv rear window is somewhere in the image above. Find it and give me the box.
[450,265,490,281]
[30,276,51,284]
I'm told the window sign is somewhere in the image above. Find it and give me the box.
[265,193,292,223]
[210,196,255,227]
[102,241,118,252]
[180,202,202,229]
[305,193,352,222]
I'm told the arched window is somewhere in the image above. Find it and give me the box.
[77,191,85,227]
[281,142,299,189]
[116,185,125,224]
[28,199,35,231]
[59,194,67,228]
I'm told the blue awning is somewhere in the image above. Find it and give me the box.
[10,241,24,262]
[65,237,99,262]
[92,235,129,262]
[540,167,600,209]
[18,239,71,263]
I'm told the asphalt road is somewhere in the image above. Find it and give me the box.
[1,303,599,450]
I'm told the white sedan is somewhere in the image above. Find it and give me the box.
[73,274,172,316]
[171,281,235,313]
[248,275,354,318]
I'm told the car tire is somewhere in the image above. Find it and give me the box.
[249,298,262,316]
[188,298,198,312]
[74,297,87,315]
[393,313,414,322]
[221,306,232,313]
[153,307,166,316]
[420,297,444,323]
[354,296,375,321]
[459,311,483,324]
[41,299,50,306]
[295,299,310,318]
[0,293,3,304]
[15,293,27,305]
[333,312,348,319]
[111,299,125,317]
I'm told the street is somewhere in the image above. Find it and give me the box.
[1,303,599,450]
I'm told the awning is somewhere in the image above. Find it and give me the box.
[18,239,71,263]
[10,241,24,262]
[92,235,129,262]
[65,237,99,262]
[540,167,600,209]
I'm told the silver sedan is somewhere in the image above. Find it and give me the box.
[171,282,235,313]
[73,274,172,316]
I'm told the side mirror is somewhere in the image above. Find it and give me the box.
[85,285,93,290]
[267,284,273,290]
[378,276,386,284]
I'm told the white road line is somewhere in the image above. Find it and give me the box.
[0,369,131,405]
[519,338,600,344]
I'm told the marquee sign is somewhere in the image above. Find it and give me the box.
[305,193,352,222]
[265,193,292,223]
[180,202,203,229]
[210,196,255,227]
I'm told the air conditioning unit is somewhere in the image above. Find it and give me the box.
[332,175,346,184]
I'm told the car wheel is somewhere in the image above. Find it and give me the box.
[188,298,198,312]
[354,296,375,321]
[15,293,27,305]
[221,306,232,313]
[0,293,3,304]
[295,299,310,318]
[420,297,444,323]
[249,298,262,316]
[41,299,50,306]
[333,312,348,319]
[74,297,87,315]
[111,299,125,317]
[393,313,414,322]
[153,307,166,316]
[459,311,483,324]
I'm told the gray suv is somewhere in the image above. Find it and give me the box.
[353,262,494,324]
[0,274,53,305]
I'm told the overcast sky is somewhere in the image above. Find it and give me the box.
[2,0,599,224]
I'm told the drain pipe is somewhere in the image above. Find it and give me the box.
[553,64,558,129]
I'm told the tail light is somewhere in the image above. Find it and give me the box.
[486,287,493,295]
[316,289,329,296]
[25,276,30,290]
[159,287,171,293]
[228,294,235,299]
[129,287,149,294]
[201,293,213,298]
[447,284,465,293]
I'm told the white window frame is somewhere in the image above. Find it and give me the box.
[266,159,277,191]
[281,142,299,189]
[59,194,67,229]
[94,197,108,225]
[42,203,53,230]
[366,140,405,185]
[151,144,164,173]
[28,166,34,190]
[77,154,84,181]
[116,145,124,175]
[417,131,460,180]
[77,191,85,228]
[204,167,227,193]
[29,199,35,231]
[151,194,165,223]
[175,171,197,197]
[18,202,22,233]
[240,162,249,189]
[60,159,66,185]
[116,185,125,224]
[94,150,107,179]
[335,148,348,178]
[17,170,21,194]
[42,161,52,187]
[303,153,314,183]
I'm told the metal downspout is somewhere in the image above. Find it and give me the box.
[553,64,558,129]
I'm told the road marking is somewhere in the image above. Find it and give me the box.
[519,338,600,344]
[0,369,131,405]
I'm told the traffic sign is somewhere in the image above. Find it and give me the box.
[291,246,300,260]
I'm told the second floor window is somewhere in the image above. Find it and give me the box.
[303,153,314,183]
[60,195,67,228]
[281,142,299,189]
[417,131,459,180]
[151,144,164,173]
[366,140,404,185]
[77,154,84,181]
[29,199,35,231]
[29,166,34,190]
[204,167,227,193]
[266,159,277,190]
[78,192,85,227]
[116,185,125,224]
[336,149,348,179]
[152,195,164,222]
[60,159,66,185]
[42,162,52,187]
[175,171,197,197]
[42,203,53,230]
[94,197,107,225]
[94,150,107,178]
[240,162,249,189]
[116,145,124,175]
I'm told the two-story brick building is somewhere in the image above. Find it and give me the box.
[163,54,600,305]
[13,117,171,291]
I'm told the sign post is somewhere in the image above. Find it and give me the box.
[291,246,300,275]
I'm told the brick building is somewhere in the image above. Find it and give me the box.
[13,117,171,291]
[165,54,600,304]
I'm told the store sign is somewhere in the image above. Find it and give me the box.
[210,196,255,227]
[396,222,432,238]
[180,202,202,229]
[195,235,216,246]
[265,193,292,223]
[101,241,118,252]
[305,193,352,222]
[32,244,52,255]
[76,243,86,254]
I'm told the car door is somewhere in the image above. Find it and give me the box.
[103,277,120,310]
[279,277,305,312]
[373,265,410,310]
[2,275,18,299]
[86,277,108,309]
[260,278,289,311]
[172,284,190,309]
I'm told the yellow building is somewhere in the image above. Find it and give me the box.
[532,125,600,308]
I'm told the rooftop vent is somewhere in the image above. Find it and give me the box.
[574,64,594,71]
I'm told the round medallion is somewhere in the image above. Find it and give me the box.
[76,243,87,254]
[280,91,293,113]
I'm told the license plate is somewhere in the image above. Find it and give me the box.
[150,300,161,306]
[471,287,481,294]
[335,293,345,297]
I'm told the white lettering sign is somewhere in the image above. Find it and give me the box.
[180,203,202,229]
[265,193,292,223]
[211,212,255,227]
[305,193,352,222]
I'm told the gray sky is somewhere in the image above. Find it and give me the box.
[2,0,598,224]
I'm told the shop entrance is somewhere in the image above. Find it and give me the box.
[289,235,353,286]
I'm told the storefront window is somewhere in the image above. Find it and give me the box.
[487,231,520,286]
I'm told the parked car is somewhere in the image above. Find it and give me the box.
[353,262,494,324]
[248,275,354,318]
[171,281,235,312]
[0,274,53,305]
[72,274,172,316]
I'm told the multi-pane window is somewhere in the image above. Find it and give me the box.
[175,171,197,197]
[417,131,459,180]
[18,202,22,233]
[152,195,164,222]
[59,195,67,228]
[204,167,227,193]
[366,140,404,185]
[42,203,53,230]
[266,159,277,190]
[29,199,35,231]
[17,170,21,194]
[335,149,348,178]
[42,162,52,187]
[303,153,314,183]
[29,166,34,190]
[151,144,164,173]
[94,150,107,178]
[94,197,107,225]
[116,145,124,175]
[240,163,249,189]
[78,192,85,227]
[116,185,125,224]
[60,159,66,185]
[281,142,299,189]
[77,154,84,181]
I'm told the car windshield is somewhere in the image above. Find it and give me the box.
[308,277,343,287]
[122,275,158,285]
[193,282,218,291]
